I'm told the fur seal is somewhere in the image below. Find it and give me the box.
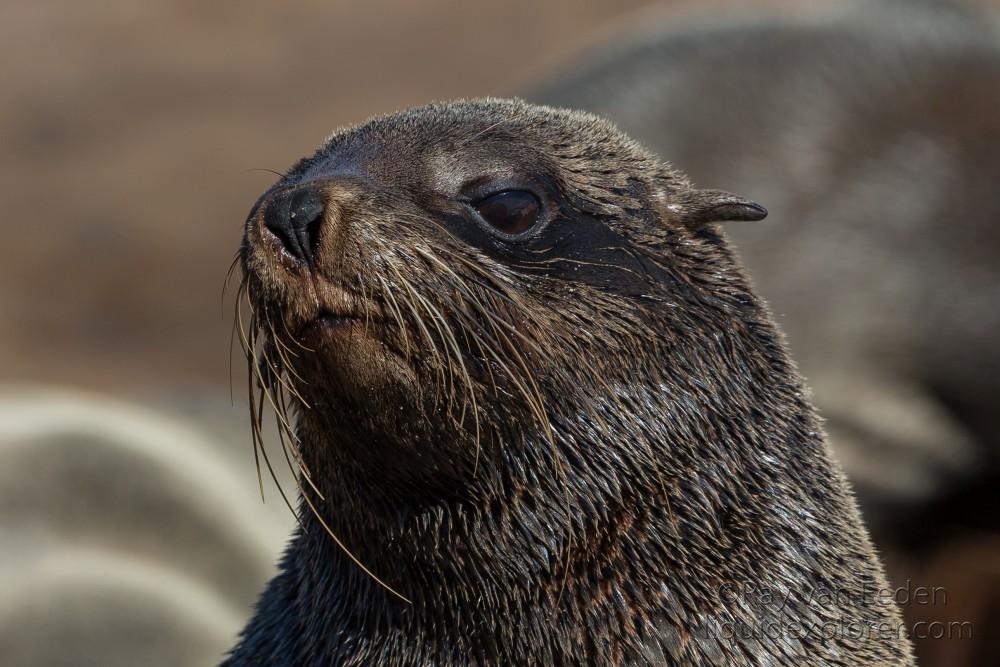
[225,99,913,665]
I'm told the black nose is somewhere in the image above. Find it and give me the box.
[263,187,325,265]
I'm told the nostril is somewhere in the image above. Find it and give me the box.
[263,187,325,266]
[289,189,324,263]
[263,195,296,258]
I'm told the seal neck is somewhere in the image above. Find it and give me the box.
[285,446,683,661]
[240,318,905,663]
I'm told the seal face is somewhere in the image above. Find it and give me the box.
[239,99,763,485]
[229,99,912,666]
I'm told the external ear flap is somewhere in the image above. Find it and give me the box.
[677,189,768,228]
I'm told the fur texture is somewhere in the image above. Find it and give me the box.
[226,99,913,665]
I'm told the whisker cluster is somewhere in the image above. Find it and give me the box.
[228,234,654,608]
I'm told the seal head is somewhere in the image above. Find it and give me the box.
[230,99,911,666]
[240,99,765,485]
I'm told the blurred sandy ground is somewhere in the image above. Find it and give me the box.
[1,0,997,665]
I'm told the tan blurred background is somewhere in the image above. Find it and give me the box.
[3,0,998,665]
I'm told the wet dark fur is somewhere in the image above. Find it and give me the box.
[225,99,912,665]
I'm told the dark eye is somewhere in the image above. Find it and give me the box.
[473,190,541,236]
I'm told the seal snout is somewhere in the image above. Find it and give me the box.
[262,186,325,266]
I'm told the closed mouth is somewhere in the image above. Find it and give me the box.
[276,282,383,342]
[301,311,367,336]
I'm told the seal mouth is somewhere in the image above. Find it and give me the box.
[297,307,375,339]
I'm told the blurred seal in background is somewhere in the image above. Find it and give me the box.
[0,386,293,666]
